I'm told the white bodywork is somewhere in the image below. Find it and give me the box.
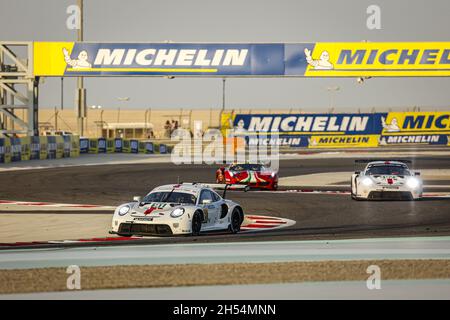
[110,183,244,236]
[351,161,423,200]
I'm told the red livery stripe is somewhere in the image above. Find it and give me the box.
[253,220,286,224]
[241,224,276,229]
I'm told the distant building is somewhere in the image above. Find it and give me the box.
[101,122,154,139]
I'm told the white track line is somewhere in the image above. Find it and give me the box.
[0,200,114,210]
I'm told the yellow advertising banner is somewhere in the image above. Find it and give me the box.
[305,42,450,77]
[34,42,450,77]
[34,42,74,76]
[381,111,450,134]
[39,136,48,160]
[70,136,80,157]
[0,138,11,163]
[20,137,31,161]
[56,136,64,159]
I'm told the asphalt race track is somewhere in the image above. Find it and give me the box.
[1,155,450,244]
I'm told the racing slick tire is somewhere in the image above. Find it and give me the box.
[192,210,203,236]
[228,207,242,234]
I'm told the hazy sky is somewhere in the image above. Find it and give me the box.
[1,0,450,111]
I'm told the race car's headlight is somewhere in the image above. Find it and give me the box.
[118,205,130,216]
[170,208,185,218]
[362,177,373,186]
[229,171,234,177]
[406,177,420,189]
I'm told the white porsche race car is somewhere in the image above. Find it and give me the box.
[351,160,423,200]
[110,183,246,236]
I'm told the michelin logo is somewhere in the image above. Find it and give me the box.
[304,48,333,70]
[63,47,248,68]
[381,116,400,132]
[380,135,442,144]
[63,48,92,69]
[243,115,369,133]
[247,136,306,147]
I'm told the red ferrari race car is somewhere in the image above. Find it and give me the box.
[215,163,278,190]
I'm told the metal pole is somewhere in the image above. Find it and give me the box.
[54,107,58,131]
[222,78,226,111]
[100,109,104,137]
[219,78,226,129]
[209,108,212,128]
[145,109,149,131]
[61,77,64,110]
[33,77,39,136]
[77,0,85,136]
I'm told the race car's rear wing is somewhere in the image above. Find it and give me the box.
[201,183,250,198]
[354,159,412,164]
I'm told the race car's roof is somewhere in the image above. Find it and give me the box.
[355,159,412,164]
[151,183,204,194]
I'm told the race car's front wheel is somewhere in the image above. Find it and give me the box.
[228,208,242,234]
[191,211,202,236]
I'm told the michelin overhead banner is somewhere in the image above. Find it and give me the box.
[33,42,450,77]
[222,111,450,148]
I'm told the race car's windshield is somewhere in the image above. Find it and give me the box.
[143,191,197,204]
[366,165,411,176]
[230,163,264,171]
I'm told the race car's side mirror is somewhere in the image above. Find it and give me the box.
[133,196,142,202]
[414,172,421,176]
[354,171,360,175]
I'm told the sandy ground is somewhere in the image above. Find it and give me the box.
[0,214,111,243]
[1,260,449,294]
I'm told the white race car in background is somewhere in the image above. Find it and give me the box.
[351,160,423,200]
[110,183,246,236]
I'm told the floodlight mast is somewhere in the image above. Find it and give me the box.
[76,0,86,137]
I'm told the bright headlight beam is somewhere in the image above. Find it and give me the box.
[362,177,373,186]
[171,208,185,218]
[406,178,420,189]
[118,205,130,216]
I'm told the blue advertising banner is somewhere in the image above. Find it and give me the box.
[0,138,8,163]
[232,113,387,135]
[130,140,139,153]
[159,144,167,154]
[146,142,154,154]
[79,138,89,153]
[379,134,448,145]
[47,136,57,159]
[98,138,107,153]
[30,136,40,159]
[10,138,22,162]
[224,111,450,147]
[114,138,123,153]
[63,135,71,157]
